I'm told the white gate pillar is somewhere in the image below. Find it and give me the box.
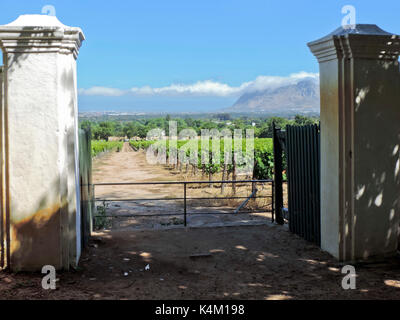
[309,25,400,261]
[0,15,85,271]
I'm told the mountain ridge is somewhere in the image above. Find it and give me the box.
[227,78,320,114]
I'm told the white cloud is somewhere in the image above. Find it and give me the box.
[243,72,319,92]
[78,72,318,97]
[130,80,241,96]
[78,86,125,97]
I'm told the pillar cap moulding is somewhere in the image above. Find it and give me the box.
[308,24,400,63]
[0,14,85,59]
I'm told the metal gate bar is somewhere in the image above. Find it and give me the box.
[93,179,274,228]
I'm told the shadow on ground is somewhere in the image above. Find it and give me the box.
[1,224,400,300]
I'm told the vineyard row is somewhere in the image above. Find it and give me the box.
[130,138,279,180]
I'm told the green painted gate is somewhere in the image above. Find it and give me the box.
[286,124,321,245]
[79,127,94,248]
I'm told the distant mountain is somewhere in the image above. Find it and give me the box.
[228,78,320,114]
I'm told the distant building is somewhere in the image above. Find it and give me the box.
[146,130,166,141]
[108,136,125,142]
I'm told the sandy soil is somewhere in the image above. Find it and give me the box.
[92,143,275,230]
[1,225,400,300]
[2,147,399,300]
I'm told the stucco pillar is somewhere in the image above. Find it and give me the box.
[0,15,85,271]
[308,25,400,262]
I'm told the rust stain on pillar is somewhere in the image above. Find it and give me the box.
[0,15,85,271]
[10,204,64,271]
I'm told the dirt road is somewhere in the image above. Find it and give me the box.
[2,225,400,300]
[2,147,398,300]
[1,146,399,300]
[92,144,273,230]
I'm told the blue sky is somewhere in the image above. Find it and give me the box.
[1,0,400,112]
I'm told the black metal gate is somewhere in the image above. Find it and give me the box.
[286,124,321,245]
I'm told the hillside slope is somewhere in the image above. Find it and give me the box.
[229,78,320,113]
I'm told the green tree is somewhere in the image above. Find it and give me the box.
[93,122,114,140]
[258,117,289,138]
[293,115,318,126]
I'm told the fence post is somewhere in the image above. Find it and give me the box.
[88,127,94,234]
[273,122,284,225]
[92,184,96,230]
[184,183,187,227]
[0,66,5,270]
[271,180,275,223]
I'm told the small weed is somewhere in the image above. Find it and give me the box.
[94,201,112,230]
[160,217,184,226]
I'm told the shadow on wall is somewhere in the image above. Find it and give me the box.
[7,108,80,272]
[10,199,67,271]
[0,26,85,271]
[6,27,60,73]
[348,58,400,259]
